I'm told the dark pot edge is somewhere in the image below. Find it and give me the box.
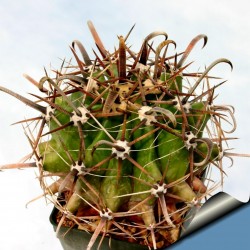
[49,206,152,250]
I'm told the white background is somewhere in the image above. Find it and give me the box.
[0,0,249,249]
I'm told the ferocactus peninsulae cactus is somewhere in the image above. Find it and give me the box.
[0,21,245,249]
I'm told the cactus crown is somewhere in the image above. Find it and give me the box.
[0,21,244,249]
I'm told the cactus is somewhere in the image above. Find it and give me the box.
[0,21,246,249]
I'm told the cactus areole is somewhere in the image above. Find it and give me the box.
[1,21,244,249]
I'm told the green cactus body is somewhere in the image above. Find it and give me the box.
[39,140,71,172]
[157,130,188,182]
[194,141,220,164]
[39,91,87,172]
[100,157,132,212]
[160,72,183,92]
[133,126,162,197]
[100,120,133,212]
[66,179,86,214]
[190,101,210,137]
[84,119,120,170]
[131,125,163,226]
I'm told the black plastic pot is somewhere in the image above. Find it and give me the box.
[50,207,149,250]
[50,192,248,250]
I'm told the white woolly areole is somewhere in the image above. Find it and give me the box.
[70,107,89,126]
[173,96,191,113]
[151,183,167,198]
[183,102,191,113]
[138,106,157,126]
[206,104,212,111]
[100,208,113,220]
[43,106,55,122]
[135,62,150,73]
[185,131,197,150]
[218,150,225,160]
[112,140,130,160]
[84,65,95,72]
[71,162,85,175]
[143,79,154,88]
[35,157,43,167]
[190,197,199,207]
[86,77,98,91]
